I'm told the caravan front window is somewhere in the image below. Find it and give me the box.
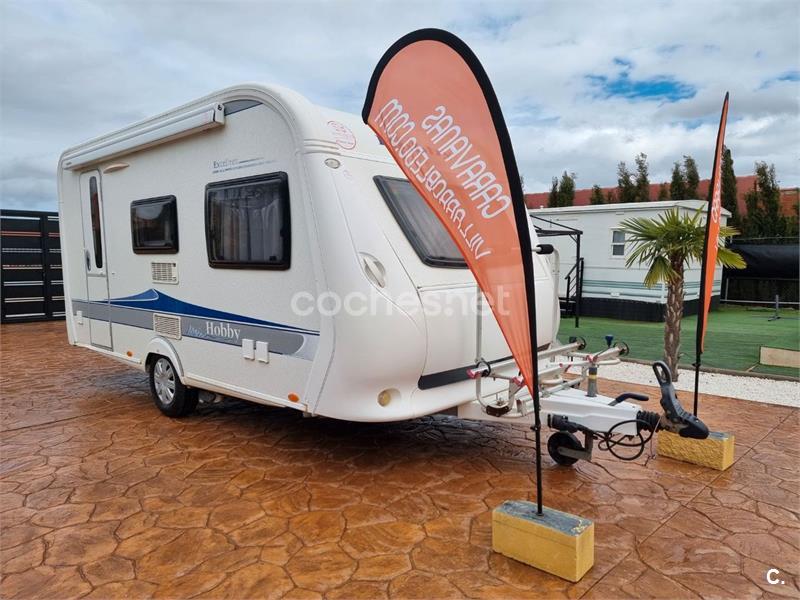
[205,173,290,269]
[374,176,467,268]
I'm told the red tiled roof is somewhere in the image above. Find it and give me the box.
[780,187,800,217]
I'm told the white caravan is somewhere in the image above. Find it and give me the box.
[59,84,708,465]
[58,83,560,421]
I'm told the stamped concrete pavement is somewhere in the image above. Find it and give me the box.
[1,322,798,599]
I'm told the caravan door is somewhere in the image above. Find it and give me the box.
[79,171,112,349]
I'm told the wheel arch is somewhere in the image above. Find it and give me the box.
[145,337,186,382]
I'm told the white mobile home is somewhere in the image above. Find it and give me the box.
[58,83,559,422]
[530,201,731,321]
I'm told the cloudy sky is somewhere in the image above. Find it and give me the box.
[1,0,798,211]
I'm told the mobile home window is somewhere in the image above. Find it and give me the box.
[205,173,290,269]
[611,230,626,256]
[374,176,466,268]
[89,176,103,268]
[131,196,178,253]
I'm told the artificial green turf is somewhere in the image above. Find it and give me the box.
[557,305,800,378]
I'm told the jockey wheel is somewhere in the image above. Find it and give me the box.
[547,431,584,466]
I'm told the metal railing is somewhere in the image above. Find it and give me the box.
[562,257,584,327]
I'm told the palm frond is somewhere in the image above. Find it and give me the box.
[620,207,745,284]
[643,255,674,288]
[719,225,740,239]
[716,246,747,269]
[625,239,656,268]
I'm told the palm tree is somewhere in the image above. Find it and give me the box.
[621,208,745,380]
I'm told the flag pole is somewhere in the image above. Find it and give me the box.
[526,273,544,515]
[512,134,543,515]
[533,386,544,516]
[516,172,543,514]
[692,352,701,416]
[519,169,543,515]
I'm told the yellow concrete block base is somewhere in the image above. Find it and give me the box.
[492,501,594,582]
[657,430,735,470]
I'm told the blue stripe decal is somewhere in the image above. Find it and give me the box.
[100,289,319,336]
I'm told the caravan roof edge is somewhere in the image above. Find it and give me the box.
[529,199,731,217]
[57,83,339,171]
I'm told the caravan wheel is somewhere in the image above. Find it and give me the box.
[149,356,197,417]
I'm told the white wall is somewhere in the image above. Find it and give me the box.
[531,200,728,304]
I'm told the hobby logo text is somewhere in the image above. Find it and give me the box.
[205,321,241,341]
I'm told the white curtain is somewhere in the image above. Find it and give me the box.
[210,180,285,264]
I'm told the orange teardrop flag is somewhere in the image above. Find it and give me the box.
[693,92,729,415]
[362,29,539,400]
[697,93,729,354]
[363,29,545,512]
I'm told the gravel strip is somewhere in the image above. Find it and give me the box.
[594,359,799,408]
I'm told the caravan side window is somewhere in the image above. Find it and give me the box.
[205,173,290,269]
[611,230,626,256]
[89,176,103,268]
[131,196,178,253]
[374,176,467,268]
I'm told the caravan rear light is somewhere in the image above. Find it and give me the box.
[378,389,400,407]
[288,393,300,403]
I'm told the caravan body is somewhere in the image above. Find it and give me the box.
[58,83,558,422]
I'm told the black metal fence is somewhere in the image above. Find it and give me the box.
[1,209,65,323]
[723,237,799,306]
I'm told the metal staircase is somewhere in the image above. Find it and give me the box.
[560,258,584,320]
[530,213,584,328]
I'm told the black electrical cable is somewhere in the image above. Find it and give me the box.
[593,418,656,461]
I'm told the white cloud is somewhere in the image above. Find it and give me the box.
[1,0,798,210]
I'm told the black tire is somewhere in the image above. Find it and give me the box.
[547,431,582,466]
[148,356,197,417]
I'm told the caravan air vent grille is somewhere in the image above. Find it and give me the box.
[151,261,178,284]
[153,313,181,339]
